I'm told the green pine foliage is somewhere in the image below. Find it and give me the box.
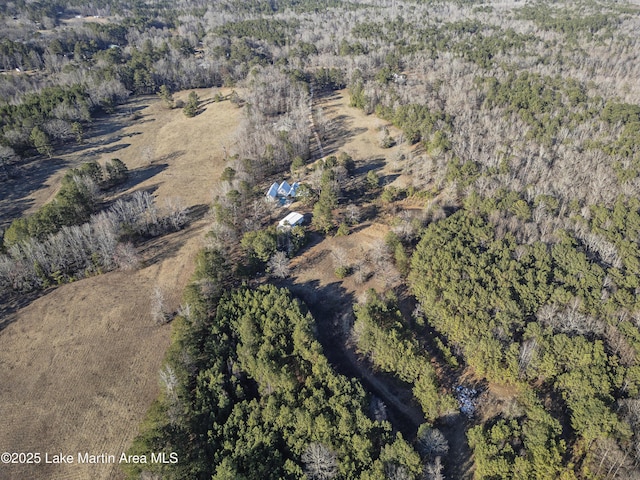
[29,126,53,157]
[126,282,423,480]
[353,290,457,421]
[467,388,569,480]
[183,91,200,117]
[240,227,277,263]
[409,206,640,475]
[1,84,92,154]
[384,104,452,146]
[105,158,129,184]
[479,72,594,146]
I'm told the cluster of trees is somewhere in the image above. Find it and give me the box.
[0,84,92,155]
[0,38,44,71]
[467,389,568,479]
[6,0,640,478]
[375,103,452,148]
[292,152,356,235]
[234,67,312,174]
[353,290,457,422]
[216,18,298,47]
[126,282,426,479]
[408,205,640,476]
[240,224,306,275]
[2,159,127,248]
[311,165,340,234]
[515,2,620,42]
[0,188,186,293]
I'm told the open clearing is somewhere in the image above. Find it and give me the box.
[317,89,409,183]
[2,87,483,480]
[286,90,480,479]
[0,89,241,480]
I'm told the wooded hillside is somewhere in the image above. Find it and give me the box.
[2,0,640,479]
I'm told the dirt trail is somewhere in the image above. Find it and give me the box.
[294,279,474,479]
[285,231,474,477]
[303,284,426,436]
[282,89,476,478]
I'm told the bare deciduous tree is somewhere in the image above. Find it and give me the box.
[353,264,372,285]
[113,242,140,271]
[164,197,188,231]
[345,204,361,225]
[417,425,449,460]
[370,396,388,421]
[159,364,178,398]
[330,246,349,270]
[385,463,410,480]
[519,338,538,376]
[301,443,338,480]
[151,286,170,325]
[424,456,445,480]
[268,251,290,278]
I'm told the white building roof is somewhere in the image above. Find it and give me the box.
[290,182,300,197]
[278,211,304,228]
[278,180,291,196]
[266,182,279,199]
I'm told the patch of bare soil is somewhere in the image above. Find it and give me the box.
[0,90,240,479]
[476,382,522,423]
[286,241,427,437]
[290,222,391,299]
[59,15,114,26]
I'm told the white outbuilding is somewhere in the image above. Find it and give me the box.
[278,212,304,229]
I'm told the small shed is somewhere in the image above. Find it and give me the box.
[289,182,300,197]
[266,182,279,200]
[278,212,304,229]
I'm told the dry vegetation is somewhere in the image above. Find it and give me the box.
[0,89,240,480]
[3,0,640,478]
[0,80,416,479]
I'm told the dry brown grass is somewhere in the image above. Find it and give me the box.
[0,89,241,480]
[290,90,417,301]
[0,86,421,480]
[59,16,114,26]
[290,223,393,300]
[26,88,239,214]
[317,89,417,188]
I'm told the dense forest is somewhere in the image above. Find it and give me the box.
[3,0,640,478]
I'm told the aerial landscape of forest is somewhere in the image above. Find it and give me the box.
[1,0,640,479]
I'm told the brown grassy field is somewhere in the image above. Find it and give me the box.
[0,87,431,480]
[0,89,241,480]
[289,89,414,301]
[316,89,414,186]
